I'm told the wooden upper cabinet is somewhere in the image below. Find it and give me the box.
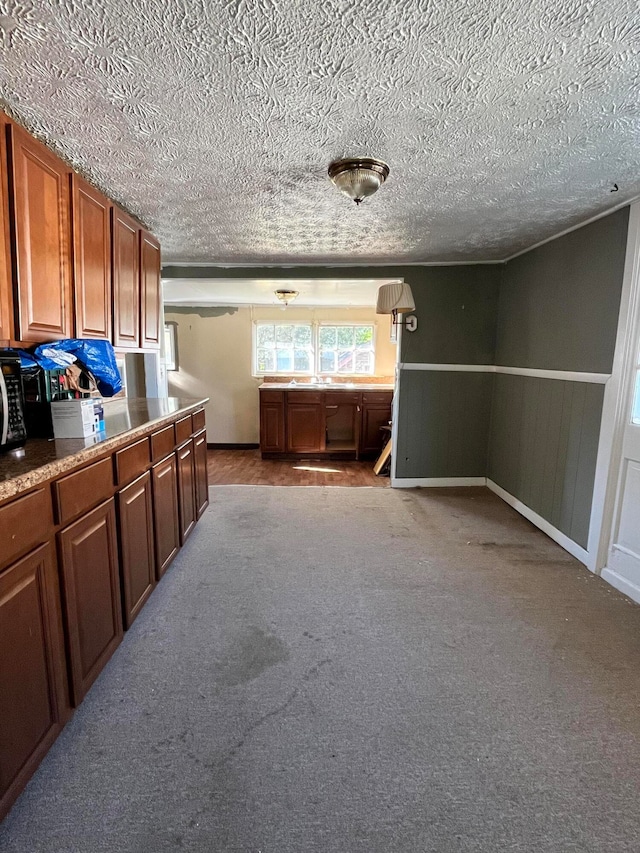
[0,115,14,343]
[112,206,140,348]
[8,122,72,342]
[140,229,161,348]
[72,175,112,340]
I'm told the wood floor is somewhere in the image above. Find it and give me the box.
[207,448,390,487]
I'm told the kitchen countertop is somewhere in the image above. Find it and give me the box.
[0,397,208,502]
[259,383,394,391]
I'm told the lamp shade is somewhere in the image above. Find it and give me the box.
[376,283,415,315]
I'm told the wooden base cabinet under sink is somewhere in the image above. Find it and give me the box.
[260,387,392,459]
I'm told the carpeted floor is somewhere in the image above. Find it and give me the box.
[2,485,640,852]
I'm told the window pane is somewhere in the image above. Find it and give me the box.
[355,326,373,347]
[257,324,275,347]
[276,349,293,371]
[257,348,275,372]
[337,350,353,373]
[337,326,353,348]
[294,325,312,346]
[276,325,294,344]
[319,326,336,348]
[320,350,336,372]
[632,370,640,425]
[294,349,311,371]
[355,351,373,373]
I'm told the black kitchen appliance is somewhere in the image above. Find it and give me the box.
[0,352,28,453]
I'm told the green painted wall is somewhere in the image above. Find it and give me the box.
[488,206,630,548]
[488,375,605,548]
[396,371,494,479]
[495,207,629,373]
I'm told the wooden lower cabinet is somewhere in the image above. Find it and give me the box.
[152,453,180,579]
[0,542,69,821]
[260,392,285,453]
[118,471,156,628]
[286,403,325,453]
[193,428,209,518]
[360,396,393,455]
[58,498,123,706]
[177,439,196,543]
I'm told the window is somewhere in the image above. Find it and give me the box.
[254,322,375,376]
[255,323,314,374]
[319,325,374,375]
[164,322,179,371]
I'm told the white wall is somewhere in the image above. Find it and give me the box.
[166,306,396,443]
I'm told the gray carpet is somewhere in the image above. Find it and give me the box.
[2,485,640,852]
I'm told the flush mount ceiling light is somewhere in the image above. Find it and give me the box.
[328,157,390,205]
[275,289,299,306]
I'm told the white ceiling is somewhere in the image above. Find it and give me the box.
[0,0,638,265]
[162,277,397,307]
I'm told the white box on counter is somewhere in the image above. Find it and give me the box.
[50,399,98,439]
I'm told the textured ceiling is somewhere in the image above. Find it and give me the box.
[0,0,638,264]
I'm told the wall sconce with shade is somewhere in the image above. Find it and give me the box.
[376,282,417,332]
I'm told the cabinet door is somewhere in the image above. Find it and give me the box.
[72,175,112,339]
[140,230,161,348]
[193,428,209,518]
[152,453,180,579]
[360,400,393,454]
[0,114,13,342]
[8,122,72,342]
[58,498,123,705]
[260,400,285,452]
[286,404,325,453]
[112,206,140,348]
[0,542,69,820]
[177,439,196,543]
[118,471,155,628]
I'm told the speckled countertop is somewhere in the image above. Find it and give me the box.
[259,383,394,391]
[0,397,208,502]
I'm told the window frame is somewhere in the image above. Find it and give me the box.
[252,320,377,377]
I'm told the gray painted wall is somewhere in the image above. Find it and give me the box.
[495,207,629,373]
[396,370,493,479]
[488,206,630,548]
[488,374,604,548]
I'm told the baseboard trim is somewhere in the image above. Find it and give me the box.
[486,479,590,566]
[207,443,259,450]
[600,568,640,604]
[391,476,487,488]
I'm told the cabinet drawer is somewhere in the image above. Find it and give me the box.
[114,437,151,486]
[287,390,323,404]
[175,414,192,445]
[54,457,114,526]
[191,408,206,433]
[362,391,393,404]
[260,389,284,403]
[0,487,54,570]
[325,391,361,406]
[150,423,175,462]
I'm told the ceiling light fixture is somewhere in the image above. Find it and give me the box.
[275,288,299,307]
[328,157,390,205]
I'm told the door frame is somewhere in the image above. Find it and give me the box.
[588,200,640,576]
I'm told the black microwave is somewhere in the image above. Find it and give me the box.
[0,353,27,453]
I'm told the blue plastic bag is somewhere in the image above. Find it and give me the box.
[31,339,123,397]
